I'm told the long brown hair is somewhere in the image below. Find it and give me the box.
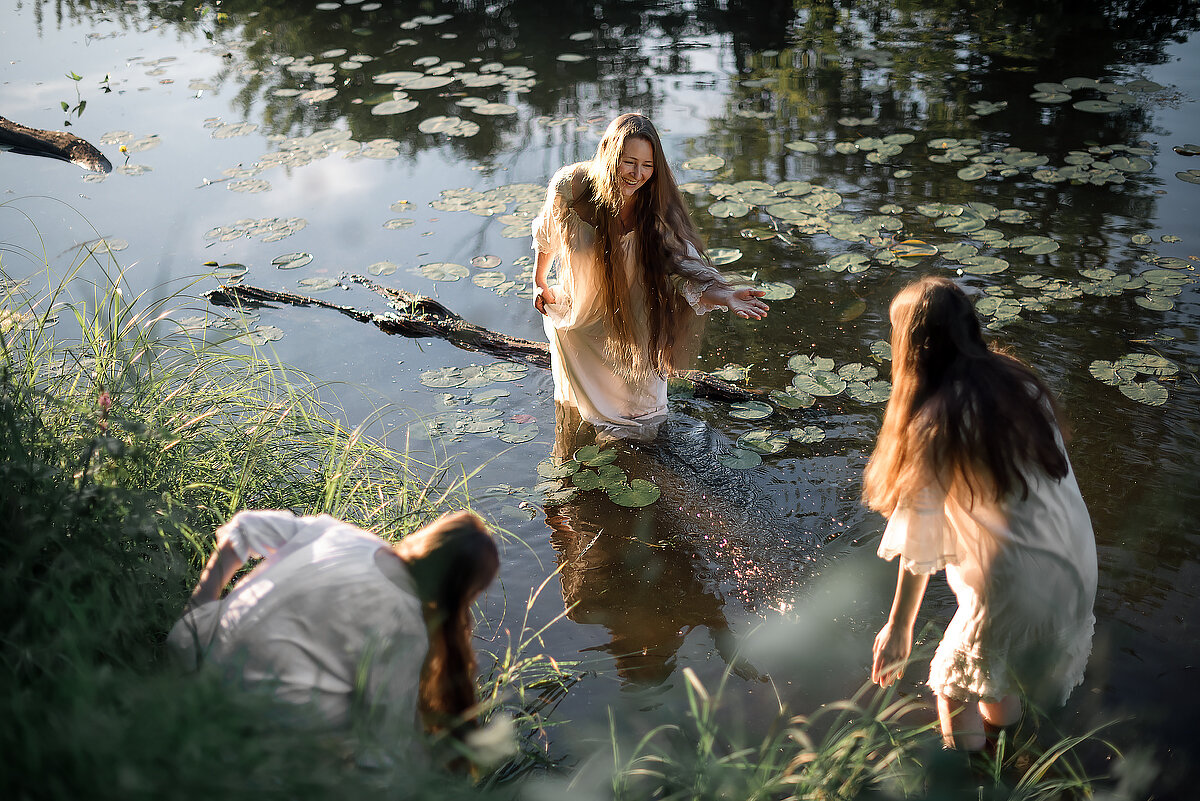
[576,113,723,379]
[862,276,1068,516]
[393,510,498,735]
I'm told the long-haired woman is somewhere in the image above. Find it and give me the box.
[170,509,499,750]
[864,276,1097,751]
[532,113,768,441]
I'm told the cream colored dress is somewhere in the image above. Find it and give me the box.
[532,164,724,440]
[168,510,427,739]
[878,444,1097,706]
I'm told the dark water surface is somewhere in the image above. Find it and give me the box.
[3,0,1199,795]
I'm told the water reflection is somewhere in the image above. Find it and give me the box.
[544,403,821,685]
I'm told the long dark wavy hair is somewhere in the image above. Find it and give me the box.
[394,510,498,736]
[862,276,1068,516]
[574,113,722,380]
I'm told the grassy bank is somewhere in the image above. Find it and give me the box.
[1,210,1134,799]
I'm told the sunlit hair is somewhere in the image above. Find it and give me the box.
[393,510,498,736]
[577,113,726,379]
[862,276,1068,516]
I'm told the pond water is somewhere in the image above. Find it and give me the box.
[4,0,1199,795]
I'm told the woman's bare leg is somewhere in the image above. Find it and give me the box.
[937,694,986,751]
[979,694,1022,728]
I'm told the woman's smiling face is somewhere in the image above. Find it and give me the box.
[616,136,655,199]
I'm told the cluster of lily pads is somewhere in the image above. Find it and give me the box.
[706,350,894,470]
[413,362,540,443]
[1089,352,1179,406]
[535,445,663,508]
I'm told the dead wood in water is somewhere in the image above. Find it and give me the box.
[0,116,112,173]
[203,279,762,402]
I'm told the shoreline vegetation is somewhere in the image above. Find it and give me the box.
[1,210,1137,798]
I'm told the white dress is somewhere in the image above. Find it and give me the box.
[168,510,427,739]
[877,448,1098,706]
[532,163,724,440]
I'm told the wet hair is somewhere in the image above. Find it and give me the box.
[394,510,498,735]
[862,275,1068,515]
[576,113,726,379]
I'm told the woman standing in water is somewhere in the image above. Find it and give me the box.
[864,276,1097,751]
[532,113,769,441]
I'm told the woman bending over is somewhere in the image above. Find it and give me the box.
[864,276,1097,751]
[169,509,499,753]
[532,113,768,441]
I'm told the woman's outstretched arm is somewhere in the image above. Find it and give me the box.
[699,284,770,319]
[871,564,930,687]
[185,540,245,611]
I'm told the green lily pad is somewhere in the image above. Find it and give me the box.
[711,363,750,382]
[537,458,579,479]
[958,256,1010,275]
[272,252,313,270]
[421,367,468,388]
[768,388,815,409]
[709,200,751,218]
[1118,380,1168,406]
[789,425,826,444]
[717,448,762,469]
[737,429,790,454]
[497,422,538,443]
[759,281,795,300]
[846,380,892,403]
[825,253,871,272]
[956,164,989,181]
[1074,100,1121,113]
[420,262,470,281]
[572,469,601,490]
[837,363,877,381]
[608,478,662,507]
[791,371,846,396]
[298,277,339,291]
[1176,170,1200,184]
[1135,294,1174,311]
[471,254,502,269]
[596,463,629,488]
[372,98,419,115]
[706,247,743,266]
[574,445,618,466]
[729,401,773,420]
[365,261,400,277]
[788,354,835,373]
[236,325,285,346]
[784,141,819,154]
[682,155,726,171]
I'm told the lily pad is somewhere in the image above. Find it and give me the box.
[368,261,400,276]
[709,200,751,218]
[682,155,726,171]
[608,479,662,507]
[759,282,795,300]
[729,401,773,420]
[1073,100,1121,113]
[297,277,339,291]
[1118,380,1169,406]
[737,429,790,454]
[717,447,762,469]
[706,247,743,266]
[784,141,819,154]
[789,425,826,444]
[572,469,601,490]
[574,445,618,466]
[420,262,470,281]
[711,363,750,382]
[497,421,538,443]
[421,366,468,388]
[791,371,846,396]
[768,389,815,409]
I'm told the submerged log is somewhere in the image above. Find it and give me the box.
[0,115,112,173]
[203,279,762,402]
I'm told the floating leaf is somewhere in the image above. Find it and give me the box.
[711,363,750,382]
[471,254,502,269]
[847,380,892,403]
[421,367,467,388]
[729,400,773,420]
[1177,170,1200,185]
[574,445,618,466]
[769,389,814,409]
[759,282,795,300]
[682,155,726,171]
[789,425,826,444]
[608,479,662,507]
[706,247,743,265]
[958,256,1010,275]
[368,261,400,276]
[709,200,751,218]
[272,252,313,270]
[297,277,338,291]
[1073,99,1121,113]
[236,325,285,346]
[372,98,419,115]
[738,430,790,454]
[825,253,870,273]
[572,469,601,490]
[784,141,819,154]
[791,371,846,396]
[1118,380,1168,406]
[420,262,470,281]
[497,421,538,443]
[717,448,761,469]
[788,354,835,374]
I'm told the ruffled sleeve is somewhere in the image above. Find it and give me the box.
[876,485,960,574]
[215,509,315,562]
[531,164,578,255]
[670,242,727,315]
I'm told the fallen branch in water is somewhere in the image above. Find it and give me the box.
[0,115,112,173]
[203,278,762,402]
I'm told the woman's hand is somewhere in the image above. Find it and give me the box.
[871,621,913,687]
[534,285,558,316]
[726,287,769,320]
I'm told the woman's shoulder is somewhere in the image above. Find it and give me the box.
[549,162,589,198]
